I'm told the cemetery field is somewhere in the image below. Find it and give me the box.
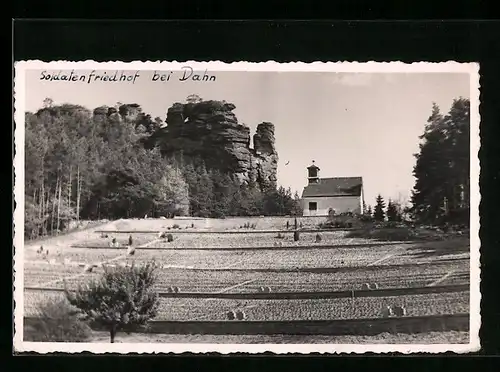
[27,260,469,293]
[23,217,471,342]
[24,289,470,321]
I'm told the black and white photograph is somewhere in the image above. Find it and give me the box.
[13,61,480,354]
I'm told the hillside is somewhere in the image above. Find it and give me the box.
[24,98,300,239]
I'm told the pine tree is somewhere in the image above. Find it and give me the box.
[386,200,400,222]
[366,205,373,217]
[373,195,386,221]
[411,99,470,225]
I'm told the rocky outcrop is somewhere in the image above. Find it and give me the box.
[93,104,142,123]
[145,100,278,191]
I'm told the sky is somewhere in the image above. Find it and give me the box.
[24,69,471,206]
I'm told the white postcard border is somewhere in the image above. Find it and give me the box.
[13,60,481,354]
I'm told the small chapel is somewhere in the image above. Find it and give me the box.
[301,161,364,216]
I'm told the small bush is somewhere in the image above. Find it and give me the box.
[346,227,417,241]
[359,214,373,222]
[26,298,91,342]
[383,221,400,228]
[227,311,236,320]
[167,233,174,242]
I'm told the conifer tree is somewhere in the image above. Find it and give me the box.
[386,200,400,222]
[411,99,470,224]
[366,205,373,217]
[373,194,386,221]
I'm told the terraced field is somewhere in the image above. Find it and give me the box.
[71,233,160,249]
[143,231,375,249]
[26,258,469,294]
[154,291,470,321]
[104,216,327,232]
[98,245,403,269]
[24,233,470,293]
[152,264,469,293]
[23,218,472,342]
[24,289,468,321]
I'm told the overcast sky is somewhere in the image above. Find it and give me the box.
[24,69,471,206]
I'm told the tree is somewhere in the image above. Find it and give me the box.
[373,194,386,221]
[292,191,303,216]
[42,97,54,108]
[386,200,401,222]
[154,116,164,129]
[262,186,300,216]
[186,94,203,104]
[366,205,373,217]
[411,99,470,225]
[65,261,160,343]
[210,170,236,218]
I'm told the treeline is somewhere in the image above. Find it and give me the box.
[363,195,408,223]
[178,157,302,218]
[361,98,471,226]
[24,100,301,239]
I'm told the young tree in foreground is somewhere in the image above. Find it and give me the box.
[373,194,386,222]
[65,261,160,343]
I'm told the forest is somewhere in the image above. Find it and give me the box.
[24,99,302,239]
[23,96,470,239]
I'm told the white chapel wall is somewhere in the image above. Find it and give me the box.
[302,196,362,216]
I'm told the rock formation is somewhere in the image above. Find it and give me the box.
[145,100,278,191]
[93,104,142,123]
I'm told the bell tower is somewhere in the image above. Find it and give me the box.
[307,160,320,184]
